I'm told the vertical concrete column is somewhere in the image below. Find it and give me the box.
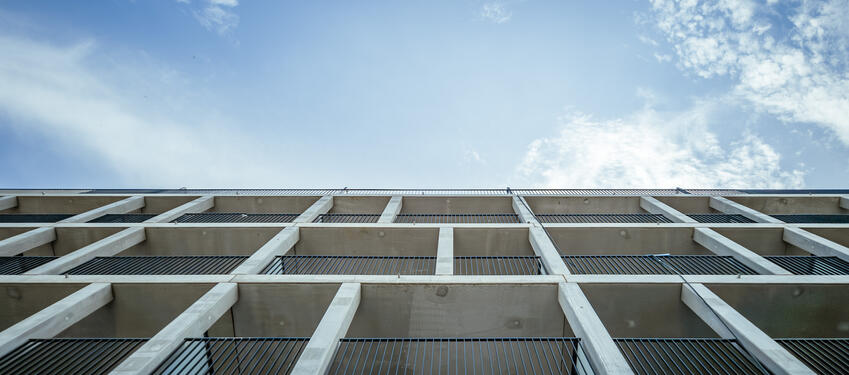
[640,196,697,223]
[0,227,55,256]
[710,197,783,223]
[0,283,112,357]
[145,195,214,223]
[511,196,535,223]
[682,283,815,374]
[60,196,145,223]
[784,227,849,263]
[558,282,634,374]
[693,228,791,275]
[840,196,849,210]
[293,196,333,223]
[25,227,145,275]
[0,195,17,211]
[291,283,361,375]
[529,226,570,275]
[230,226,299,274]
[377,196,402,223]
[436,227,454,275]
[111,283,238,375]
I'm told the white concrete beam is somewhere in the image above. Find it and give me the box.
[377,196,402,224]
[0,283,112,358]
[710,197,783,224]
[512,196,535,223]
[529,226,570,275]
[682,283,815,375]
[784,227,849,263]
[291,282,360,375]
[0,195,17,211]
[558,282,634,374]
[60,196,145,223]
[25,227,145,275]
[640,196,697,223]
[841,196,849,210]
[293,195,333,223]
[111,283,238,375]
[436,227,454,275]
[144,195,214,223]
[230,226,299,274]
[694,228,791,275]
[0,227,55,256]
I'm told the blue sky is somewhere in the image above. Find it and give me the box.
[0,0,847,188]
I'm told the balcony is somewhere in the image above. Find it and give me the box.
[714,227,849,275]
[67,256,248,275]
[0,195,129,223]
[263,255,436,275]
[0,256,57,275]
[169,196,321,223]
[394,197,520,224]
[525,196,670,224]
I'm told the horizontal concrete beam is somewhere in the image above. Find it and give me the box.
[145,195,214,223]
[0,195,16,211]
[293,195,333,223]
[111,283,238,375]
[25,227,145,275]
[60,196,145,223]
[0,227,55,256]
[640,196,697,223]
[436,227,454,275]
[682,283,815,374]
[230,226,299,274]
[784,227,849,263]
[710,197,783,224]
[529,226,570,275]
[0,283,112,358]
[377,196,402,224]
[694,228,791,275]
[291,282,360,375]
[512,196,535,223]
[559,282,634,374]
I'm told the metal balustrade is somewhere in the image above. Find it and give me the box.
[262,255,436,275]
[614,338,768,375]
[87,214,157,223]
[454,256,543,275]
[535,214,671,224]
[313,214,381,223]
[771,214,849,224]
[561,255,757,275]
[0,256,57,275]
[66,256,248,275]
[775,338,849,375]
[687,214,755,223]
[0,214,72,223]
[153,337,309,375]
[0,338,147,375]
[393,214,520,224]
[171,213,300,223]
[329,338,592,375]
[764,256,849,275]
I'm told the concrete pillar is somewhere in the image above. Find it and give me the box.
[60,196,145,223]
[840,196,849,210]
[0,227,55,256]
[293,196,333,223]
[512,196,535,223]
[682,283,815,375]
[377,196,402,223]
[558,282,634,374]
[110,283,238,375]
[0,283,112,357]
[784,227,849,263]
[25,227,145,275]
[230,226,299,274]
[0,195,16,211]
[710,197,783,223]
[291,283,360,375]
[436,227,454,275]
[640,196,697,223]
[529,226,570,275]
[145,195,214,223]
[693,228,791,275]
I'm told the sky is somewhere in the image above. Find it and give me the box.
[0,0,847,189]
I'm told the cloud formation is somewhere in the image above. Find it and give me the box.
[181,0,239,35]
[481,2,512,24]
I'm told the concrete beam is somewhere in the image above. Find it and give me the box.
[111,283,238,375]
[640,196,697,223]
[293,196,333,223]
[145,195,214,223]
[694,228,791,275]
[512,196,535,223]
[682,283,815,375]
[710,197,783,224]
[558,282,634,374]
[230,226,299,274]
[529,226,570,275]
[25,227,145,275]
[0,195,17,211]
[377,196,402,224]
[841,196,849,210]
[291,283,360,375]
[436,227,454,275]
[60,196,145,223]
[0,283,112,358]
[784,227,849,263]
[0,227,55,256]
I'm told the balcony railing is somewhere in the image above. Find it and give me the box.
[171,213,299,223]
[0,338,147,375]
[454,256,543,275]
[0,214,72,223]
[687,214,755,223]
[615,338,767,374]
[775,338,849,375]
[561,255,757,275]
[313,214,381,223]
[535,214,671,224]
[153,337,309,375]
[771,214,849,223]
[764,256,849,275]
[88,214,156,223]
[263,255,436,275]
[66,256,248,275]
[394,214,520,224]
[0,256,57,275]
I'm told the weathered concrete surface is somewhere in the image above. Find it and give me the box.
[694,228,791,275]
[640,196,697,223]
[293,195,333,223]
[436,227,454,275]
[783,227,849,263]
[60,196,145,223]
[710,196,783,223]
[377,196,403,223]
[0,227,55,256]
[25,228,145,275]
[0,196,17,211]
[145,195,214,223]
[290,283,360,375]
[230,226,298,274]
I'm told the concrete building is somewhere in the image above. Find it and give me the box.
[0,188,847,374]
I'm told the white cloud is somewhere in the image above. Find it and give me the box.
[463,150,486,165]
[178,0,239,35]
[481,2,512,24]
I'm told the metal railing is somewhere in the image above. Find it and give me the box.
[764,256,849,275]
[454,256,543,275]
[614,338,768,374]
[329,338,592,375]
[561,255,757,275]
[513,189,682,196]
[262,255,436,275]
[771,214,849,224]
[153,337,309,375]
[687,214,755,223]
[88,214,157,223]
[0,256,57,275]
[0,214,72,223]
[394,214,520,224]
[66,256,248,275]
[314,214,381,223]
[536,214,671,224]
[0,338,147,375]
[775,338,849,375]
[171,213,300,223]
